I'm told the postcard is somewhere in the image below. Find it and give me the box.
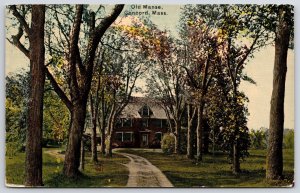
[5,4,294,187]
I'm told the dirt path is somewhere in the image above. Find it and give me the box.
[116,152,173,187]
[45,149,65,160]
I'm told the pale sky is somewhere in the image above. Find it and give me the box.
[240,47,294,130]
[5,5,294,130]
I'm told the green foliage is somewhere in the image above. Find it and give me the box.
[206,81,251,162]
[179,5,265,167]
[6,71,29,154]
[283,130,294,149]
[161,133,175,154]
[218,92,251,162]
[249,129,267,149]
[6,142,22,158]
[6,70,70,152]
[43,84,70,145]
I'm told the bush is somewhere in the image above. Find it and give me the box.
[250,129,267,149]
[161,133,175,154]
[283,130,294,149]
[6,142,21,158]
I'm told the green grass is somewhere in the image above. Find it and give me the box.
[6,147,294,187]
[118,148,294,187]
[6,148,129,187]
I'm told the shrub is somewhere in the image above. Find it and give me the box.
[249,129,267,149]
[6,142,21,158]
[283,130,294,149]
[161,133,175,154]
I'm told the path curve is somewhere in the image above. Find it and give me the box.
[45,149,65,160]
[116,152,173,187]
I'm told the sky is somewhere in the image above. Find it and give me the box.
[5,4,294,130]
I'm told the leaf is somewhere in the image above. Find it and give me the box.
[241,74,257,85]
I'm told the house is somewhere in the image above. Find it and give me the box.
[112,97,171,148]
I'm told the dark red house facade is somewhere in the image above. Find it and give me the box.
[112,97,170,148]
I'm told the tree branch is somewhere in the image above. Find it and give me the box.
[54,8,70,48]
[8,26,30,58]
[69,5,84,99]
[235,34,260,76]
[84,5,124,87]
[45,67,73,110]
[180,65,200,89]
[225,35,236,90]
[75,46,85,75]
[100,40,138,53]
[9,5,30,35]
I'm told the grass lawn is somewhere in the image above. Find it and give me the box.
[118,148,294,187]
[6,148,129,187]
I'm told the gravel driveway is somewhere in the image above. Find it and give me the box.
[116,152,173,187]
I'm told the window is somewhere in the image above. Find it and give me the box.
[115,132,133,142]
[122,119,132,127]
[116,119,122,127]
[115,132,123,141]
[139,105,153,117]
[157,119,168,128]
[142,119,148,127]
[155,132,162,141]
[152,119,162,128]
[123,132,133,142]
[142,105,149,116]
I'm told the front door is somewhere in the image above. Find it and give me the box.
[140,133,149,147]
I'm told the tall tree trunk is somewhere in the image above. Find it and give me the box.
[100,119,106,154]
[266,5,291,181]
[105,134,113,157]
[63,103,86,177]
[203,120,210,154]
[25,5,45,186]
[90,95,98,163]
[105,112,116,157]
[196,102,204,162]
[43,4,124,178]
[186,120,193,159]
[99,91,106,154]
[79,137,85,171]
[232,141,240,174]
[232,92,241,174]
[91,120,98,162]
[187,104,196,159]
[174,120,181,154]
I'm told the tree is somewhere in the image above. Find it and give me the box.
[186,102,196,159]
[266,5,293,181]
[181,4,268,173]
[44,5,124,177]
[43,83,70,146]
[89,73,101,163]
[6,71,69,153]
[249,129,267,149]
[99,22,151,156]
[146,34,187,154]
[179,17,221,161]
[6,71,30,156]
[7,5,46,186]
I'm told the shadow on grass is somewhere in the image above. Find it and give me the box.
[163,168,267,187]
[45,171,129,187]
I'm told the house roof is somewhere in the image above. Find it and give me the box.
[119,97,169,119]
